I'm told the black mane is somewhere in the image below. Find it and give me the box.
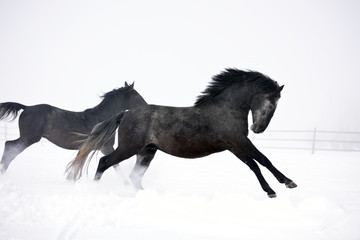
[85,84,134,113]
[195,68,279,106]
[100,84,133,100]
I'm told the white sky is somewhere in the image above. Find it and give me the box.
[1,0,360,131]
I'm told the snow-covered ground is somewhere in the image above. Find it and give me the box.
[0,142,359,240]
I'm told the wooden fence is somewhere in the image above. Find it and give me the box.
[0,123,49,145]
[1,123,360,154]
[251,128,360,153]
[0,123,18,142]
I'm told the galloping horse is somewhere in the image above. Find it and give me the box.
[0,82,147,173]
[67,69,297,197]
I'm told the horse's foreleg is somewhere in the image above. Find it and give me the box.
[0,138,30,173]
[232,151,277,198]
[129,145,157,190]
[241,138,297,189]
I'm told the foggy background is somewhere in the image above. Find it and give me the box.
[1,0,360,131]
[1,2,360,239]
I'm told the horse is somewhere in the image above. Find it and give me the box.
[67,69,297,198]
[0,82,147,174]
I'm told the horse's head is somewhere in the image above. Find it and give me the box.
[250,85,284,134]
[99,82,147,114]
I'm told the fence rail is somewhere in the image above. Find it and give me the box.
[1,124,360,154]
[0,123,17,141]
[0,123,49,145]
[251,128,360,153]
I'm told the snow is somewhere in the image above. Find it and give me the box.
[1,142,360,240]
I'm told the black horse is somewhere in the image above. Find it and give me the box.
[0,82,147,173]
[67,69,297,197]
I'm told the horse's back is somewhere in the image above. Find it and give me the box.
[17,104,88,149]
[118,105,227,158]
[18,104,54,124]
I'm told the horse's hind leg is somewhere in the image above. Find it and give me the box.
[232,151,277,198]
[94,154,110,180]
[1,110,45,173]
[0,138,32,173]
[129,144,158,190]
[94,145,139,181]
[100,138,130,185]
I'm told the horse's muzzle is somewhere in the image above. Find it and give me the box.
[251,124,265,134]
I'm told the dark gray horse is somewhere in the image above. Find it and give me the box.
[67,69,297,197]
[0,82,147,173]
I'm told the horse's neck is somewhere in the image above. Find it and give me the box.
[195,92,251,122]
[83,98,119,122]
[206,86,252,113]
[87,93,147,121]
[128,93,147,109]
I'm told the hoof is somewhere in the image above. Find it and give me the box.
[94,172,102,181]
[286,181,297,189]
[268,193,277,198]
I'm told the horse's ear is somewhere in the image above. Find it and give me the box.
[130,82,135,89]
[271,85,284,97]
[125,81,129,87]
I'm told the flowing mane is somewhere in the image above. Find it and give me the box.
[195,69,279,106]
[84,84,135,113]
[100,84,134,100]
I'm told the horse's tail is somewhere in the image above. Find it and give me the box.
[0,102,27,121]
[66,111,127,180]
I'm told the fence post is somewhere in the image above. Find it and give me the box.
[5,124,8,141]
[312,128,317,154]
